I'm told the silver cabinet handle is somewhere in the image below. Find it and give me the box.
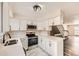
[49,43,51,47]
[41,39,42,43]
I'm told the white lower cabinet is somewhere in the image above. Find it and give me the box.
[48,40,57,55]
[38,36,63,56]
[38,36,46,50]
[20,37,28,50]
[38,36,42,48]
[45,39,57,56]
[41,37,46,50]
[45,38,50,54]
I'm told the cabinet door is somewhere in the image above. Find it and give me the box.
[53,16,61,25]
[48,19,54,26]
[38,36,48,53]
[20,20,26,30]
[45,38,50,53]
[10,19,19,30]
[37,23,43,30]
[49,40,57,56]
[41,37,46,50]
[20,37,28,50]
[37,25,42,30]
[38,36,41,47]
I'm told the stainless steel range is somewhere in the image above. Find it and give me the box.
[26,32,38,47]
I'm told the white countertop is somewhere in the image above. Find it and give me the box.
[0,38,25,56]
[40,35,64,41]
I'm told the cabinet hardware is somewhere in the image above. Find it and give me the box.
[49,43,51,47]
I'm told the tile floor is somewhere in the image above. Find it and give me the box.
[26,45,49,56]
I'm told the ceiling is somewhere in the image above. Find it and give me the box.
[8,2,79,24]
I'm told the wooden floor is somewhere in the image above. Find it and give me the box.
[64,36,79,56]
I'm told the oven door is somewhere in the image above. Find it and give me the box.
[28,37,38,46]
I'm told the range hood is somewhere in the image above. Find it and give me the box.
[50,25,65,37]
[56,25,64,37]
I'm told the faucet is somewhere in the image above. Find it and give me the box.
[3,32,11,43]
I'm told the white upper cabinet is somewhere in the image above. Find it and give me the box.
[37,20,50,31]
[48,10,63,26]
[48,19,54,26]
[9,19,19,30]
[20,20,26,30]
[48,16,63,26]
[9,19,27,31]
[37,22,44,30]
[53,16,61,25]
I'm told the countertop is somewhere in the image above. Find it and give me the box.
[0,38,25,56]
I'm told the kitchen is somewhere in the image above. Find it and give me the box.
[0,2,79,56]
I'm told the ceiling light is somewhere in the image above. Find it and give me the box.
[33,4,42,12]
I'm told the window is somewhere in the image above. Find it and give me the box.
[68,25,79,35]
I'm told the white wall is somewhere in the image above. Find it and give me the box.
[8,2,79,24]
[0,3,1,32]
[3,2,9,33]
